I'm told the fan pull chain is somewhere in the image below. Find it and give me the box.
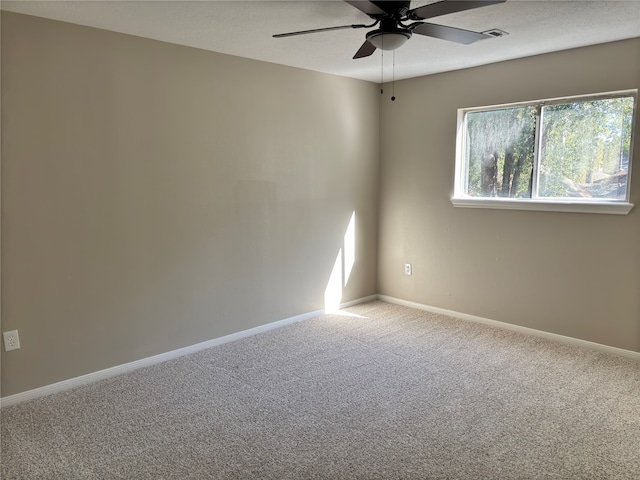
[380,38,384,95]
[391,50,396,101]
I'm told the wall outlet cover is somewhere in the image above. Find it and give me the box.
[3,330,21,351]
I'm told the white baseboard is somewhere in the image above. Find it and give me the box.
[5,293,633,408]
[337,294,378,309]
[377,295,640,361]
[0,295,376,408]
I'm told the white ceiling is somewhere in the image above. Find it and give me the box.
[2,1,640,82]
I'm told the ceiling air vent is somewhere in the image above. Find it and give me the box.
[482,29,509,38]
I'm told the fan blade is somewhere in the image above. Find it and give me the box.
[273,24,365,38]
[344,1,387,17]
[412,22,490,44]
[408,0,506,20]
[353,41,377,59]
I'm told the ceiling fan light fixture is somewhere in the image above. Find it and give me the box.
[366,29,412,51]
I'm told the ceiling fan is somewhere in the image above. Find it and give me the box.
[273,0,507,59]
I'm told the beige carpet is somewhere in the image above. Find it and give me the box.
[1,301,639,479]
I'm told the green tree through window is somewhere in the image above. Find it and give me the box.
[465,106,536,198]
[538,98,633,200]
[459,92,635,203]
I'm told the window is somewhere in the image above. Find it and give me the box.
[453,91,636,214]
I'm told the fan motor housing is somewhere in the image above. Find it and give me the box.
[371,0,411,18]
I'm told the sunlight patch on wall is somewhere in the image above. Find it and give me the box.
[324,211,356,313]
[343,211,355,286]
[324,249,343,313]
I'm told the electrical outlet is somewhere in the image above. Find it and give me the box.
[404,263,412,276]
[3,330,21,352]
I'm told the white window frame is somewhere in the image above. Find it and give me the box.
[452,90,637,215]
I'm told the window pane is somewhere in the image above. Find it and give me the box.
[538,97,634,200]
[465,106,536,198]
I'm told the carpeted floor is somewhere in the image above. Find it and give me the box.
[1,301,639,479]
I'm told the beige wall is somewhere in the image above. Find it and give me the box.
[378,39,640,352]
[2,12,639,399]
[1,13,380,396]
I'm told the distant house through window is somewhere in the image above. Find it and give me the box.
[453,90,636,214]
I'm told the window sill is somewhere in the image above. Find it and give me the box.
[450,197,634,215]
